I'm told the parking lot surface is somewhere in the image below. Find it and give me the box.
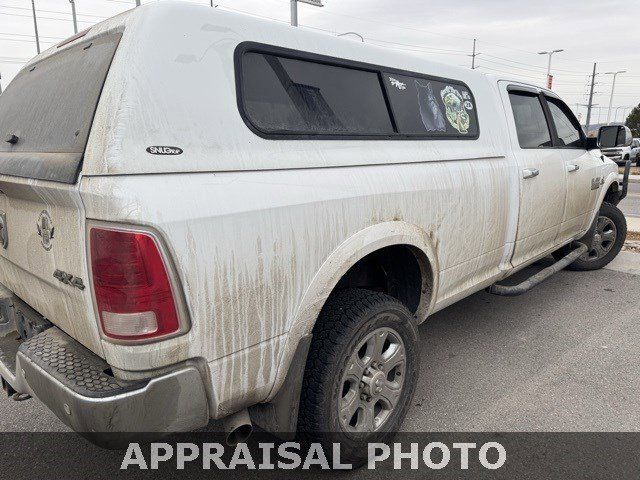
[619,182,640,219]
[0,258,638,434]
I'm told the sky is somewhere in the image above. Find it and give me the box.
[0,0,638,123]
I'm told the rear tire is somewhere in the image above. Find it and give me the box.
[553,202,626,271]
[297,288,419,464]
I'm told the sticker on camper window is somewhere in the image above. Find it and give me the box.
[382,72,478,137]
[441,85,470,134]
[416,81,446,133]
[389,77,406,90]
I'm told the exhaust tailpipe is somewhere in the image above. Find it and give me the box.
[222,409,253,446]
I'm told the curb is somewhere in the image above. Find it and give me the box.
[626,216,640,234]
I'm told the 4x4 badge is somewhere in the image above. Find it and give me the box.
[36,210,54,251]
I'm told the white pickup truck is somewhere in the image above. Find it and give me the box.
[0,3,629,458]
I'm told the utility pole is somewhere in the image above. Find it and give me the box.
[290,0,298,26]
[290,0,323,27]
[69,0,78,34]
[578,103,597,132]
[470,39,480,69]
[31,0,40,54]
[605,70,626,123]
[135,0,141,6]
[0,73,3,95]
[585,63,597,130]
[538,49,563,89]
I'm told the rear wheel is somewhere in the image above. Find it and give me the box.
[298,288,419,464]
[553,202,626,271]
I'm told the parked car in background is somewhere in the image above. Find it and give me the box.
[630,138,640,166]
[0,2,630,462]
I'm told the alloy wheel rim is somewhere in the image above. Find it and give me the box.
[338,325,406,433]
[580,215,617,262]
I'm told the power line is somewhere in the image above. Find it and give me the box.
[0,4,108,19]
[0,31,62,39]
[0,10,94,24]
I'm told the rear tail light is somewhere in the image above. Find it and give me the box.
[89,226,185,342]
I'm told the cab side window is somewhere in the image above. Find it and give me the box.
[508,92,552,148]
[546,97,583,148]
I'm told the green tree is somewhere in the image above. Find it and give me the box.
[626,103,640,137]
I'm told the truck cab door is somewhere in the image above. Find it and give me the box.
[500,84,567,267]
[543,95,604,244]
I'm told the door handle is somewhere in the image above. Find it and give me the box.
[522,168,539,179]
[567,164,580,173]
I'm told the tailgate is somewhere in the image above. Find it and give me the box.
[0,32,122,356]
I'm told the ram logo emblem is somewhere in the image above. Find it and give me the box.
[36,210,54,251]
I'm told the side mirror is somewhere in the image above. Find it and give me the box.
[598,125,633,148]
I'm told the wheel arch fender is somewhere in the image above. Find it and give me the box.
[600,171,622,209]
[266,221,438,404]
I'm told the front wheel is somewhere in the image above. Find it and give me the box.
[553,202,626,271]
[298,288,419,464]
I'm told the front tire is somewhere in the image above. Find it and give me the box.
[298,288,419,464]
[553,202,626,271]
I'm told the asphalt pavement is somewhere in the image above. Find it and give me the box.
[0,257,638,434]
[619,182,640,219]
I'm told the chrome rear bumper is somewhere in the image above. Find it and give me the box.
[1,320,209,438]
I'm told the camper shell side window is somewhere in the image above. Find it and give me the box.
[235,42,480,140]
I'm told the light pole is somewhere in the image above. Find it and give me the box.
[538,49,563,89]
[290,0,323,27]
[31,0,40,54]
[69,0,78,34]
[135,0,140,6]
[605,70,626,123]
[469,38,481,69]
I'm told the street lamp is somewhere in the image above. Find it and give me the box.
[538,49,563,89]
[69,0,78,34]
[290,0,323,27]
[31,0,40,54]
[605,71,626,123]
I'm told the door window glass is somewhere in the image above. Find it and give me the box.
[508,92,552,148]
[546,98,583,148]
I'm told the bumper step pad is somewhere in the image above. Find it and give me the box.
[19,328,145,398]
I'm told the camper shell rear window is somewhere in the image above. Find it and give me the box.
[0,32,121,184]
[235,42,479,140]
